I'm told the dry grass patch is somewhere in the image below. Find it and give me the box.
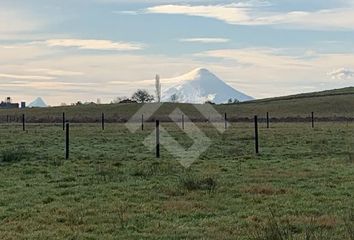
[285,215,338,229]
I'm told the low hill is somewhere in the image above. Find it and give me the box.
[216,86,354,119]
[246,87,354,103]
[0,87,353,123]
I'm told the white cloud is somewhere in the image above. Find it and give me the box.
[193,48,354,98]
[0,42,202,104]
[196,48,312,69]
[0,73,55,80]
[0,81,97,90]
[327,68,354,80]
[2,41,354,105]
[117,10,139,15]
[179,38,230,43]
[0,8,40,34]
[146,4,252,24]
[145,4,354,29]
[37,39,145,51]
[27,68,84,77]
[102,0,230,3]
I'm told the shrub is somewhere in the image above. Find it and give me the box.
[179,175,217,193]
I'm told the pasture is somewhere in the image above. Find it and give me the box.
[0,121,353,239]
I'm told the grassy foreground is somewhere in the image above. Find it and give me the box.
[0,121,353,239]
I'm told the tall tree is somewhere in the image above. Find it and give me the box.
[155,74,161,103]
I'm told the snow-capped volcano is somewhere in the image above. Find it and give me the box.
[161,68,254,104]
[28,97,47,108]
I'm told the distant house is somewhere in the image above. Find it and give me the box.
[0,97,19,109]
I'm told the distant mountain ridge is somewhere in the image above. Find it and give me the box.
[161,68,254,104]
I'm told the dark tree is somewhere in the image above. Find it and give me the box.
[205,100,216,105]
[170,94,178,103]
[132,89,155,103]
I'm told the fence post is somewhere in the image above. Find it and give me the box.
[156,120,160,158]
[224,112,227,129]
[254,115,259,154]
[6,115,9,123]
[65,121,70,159]
[182,114,184,130]
[101,112,105,130]
[62,112,66,130]
[22,114,25,131]
[266,112,270,129]
[141,114,144,131]
[311,112,314,128]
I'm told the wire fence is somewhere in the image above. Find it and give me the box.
[0,115,353,163]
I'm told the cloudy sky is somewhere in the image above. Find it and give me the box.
[1,0,354,105]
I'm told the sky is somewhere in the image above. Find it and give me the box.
[1,0,354,105]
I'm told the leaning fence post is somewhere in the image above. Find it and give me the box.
[62,112,66,130]
[65,121,70,159]
[101,112,105,130]
[311,112,314,128]
[156,120,160,158]
[254,115,259,154]
[22,114,25,131]
[266,112,270,129]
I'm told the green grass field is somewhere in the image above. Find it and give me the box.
[0,121,353,239]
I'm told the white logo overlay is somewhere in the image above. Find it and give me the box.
[126,103,228,168]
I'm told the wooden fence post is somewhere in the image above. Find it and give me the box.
[254,115,259,154]
[141,114,144,131]
[182,114,184,130]
[156,120,160,158]
[266,112,270,129]
[65,122,70,159]
[224,112,228,129]
[22,114,25,131]
[101,112,105,130]
[311,112,314,128]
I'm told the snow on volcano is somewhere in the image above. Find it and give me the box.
[161,68,254,104]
